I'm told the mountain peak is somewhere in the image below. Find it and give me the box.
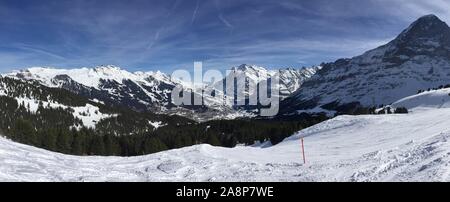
[411,14,446,28]
[94,65,122,72]
[417,14,440,21]
[396,14,450,41]
[232,64,267,72]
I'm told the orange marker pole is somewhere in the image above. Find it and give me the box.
[301,138,306,164]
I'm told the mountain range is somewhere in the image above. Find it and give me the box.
[2,14,450,121]
[4,64,320,121]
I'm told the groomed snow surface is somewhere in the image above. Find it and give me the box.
[1,104,450,182]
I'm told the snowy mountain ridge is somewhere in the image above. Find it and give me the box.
[5,65,202,119]
[281,14,450,115]
[4,64,319,120]
[6,65,177,101]
[209,64,321,105]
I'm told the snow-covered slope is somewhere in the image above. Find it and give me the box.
[2,104,450,181]
[15,97,115,128]
[0,76,116,129]
[392,88,450,111]
[281,14,450,115]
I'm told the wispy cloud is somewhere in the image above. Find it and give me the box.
[218,13,233,29]
[191,0,200,24]
[16,44,66,60]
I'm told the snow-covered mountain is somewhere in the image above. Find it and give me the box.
[5,64,318,120]
[0,76,111,129]
[5,65,179,111]
[216,64,320,99]
[281,14,450,115]
[2,88,450,181]
[0,76,178,131]
[200,64,320,116]
[278,67,320,97]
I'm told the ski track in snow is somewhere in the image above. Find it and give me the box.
[2,107,450,181]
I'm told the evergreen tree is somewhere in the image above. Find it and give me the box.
[206,134,221,146]
[394,107,408,114]
[143,137,168,154]
[173,135,184,148]
[90,135,105,155]
[13,119,35,145]
[103,134,120,156]
[386,107,392,114]
[41,129,57,151]
[71,132,84,155]
[56,130,71,153]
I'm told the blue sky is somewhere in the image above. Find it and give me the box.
[1,0,450,73]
